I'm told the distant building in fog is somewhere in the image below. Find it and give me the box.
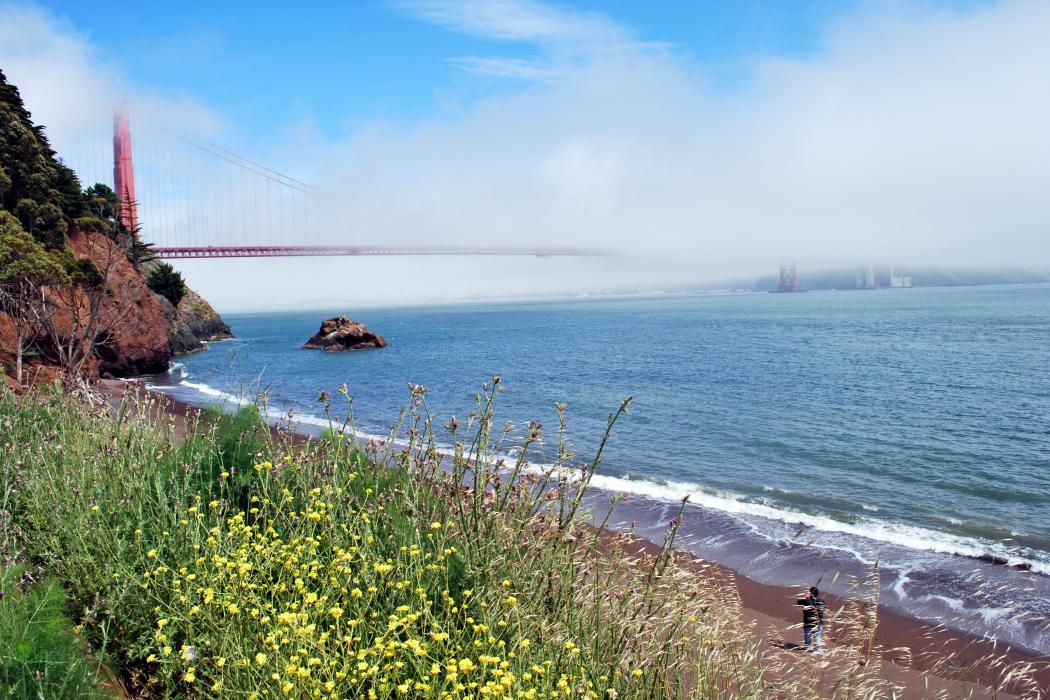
[856,264,877,289]
[889,266,913,287]
[855,264,913,289]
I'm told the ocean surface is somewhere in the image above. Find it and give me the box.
[142,284,1050,654]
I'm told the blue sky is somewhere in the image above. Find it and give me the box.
[41,1,976,146]
[6,0,1045,310]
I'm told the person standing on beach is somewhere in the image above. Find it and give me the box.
[797,586,827,652]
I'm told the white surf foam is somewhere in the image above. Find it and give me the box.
[141,379,1050,578]
[924,597,1017,628]
[285,413,394,446]
[577,472,1050,576]
[976,606,1014,625]
[928,594,967,614]
[149,380,249,408]
[892,571,912,600]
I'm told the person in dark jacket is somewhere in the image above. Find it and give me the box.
[796,586,827,652]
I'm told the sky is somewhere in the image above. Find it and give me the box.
[1,0,1048,311]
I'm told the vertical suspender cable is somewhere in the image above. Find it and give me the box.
[173,132,180,247]
[227,149,234,246]
[210,147,217,247]
[200,141,205,247]
[228,156,234,246]
[186,137,194,247]
[162,126,171,246]
[205,145,213,247]
[150,127,158,244]
[279,171,286,242]
[241,160,248,247]
[145,127,153,244]
[185,136,193,248]
[267,177,273,246]
[211,147,220,246]
[188,138,195,247]
[172,133,179,247]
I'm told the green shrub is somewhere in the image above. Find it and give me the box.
[0,567,105,699]
[146,262,186,307]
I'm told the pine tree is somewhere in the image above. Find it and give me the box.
[0,212,68,385]
[147,262,187,307]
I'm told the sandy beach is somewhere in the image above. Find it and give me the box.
[615,534,1048,698]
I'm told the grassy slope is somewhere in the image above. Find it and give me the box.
[2,383,1026,699]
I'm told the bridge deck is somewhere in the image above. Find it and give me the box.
[153,245,605,259]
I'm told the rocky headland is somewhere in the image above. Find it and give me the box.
[303,315,387,351]
[0,68,230,389]
[0,226,233,385]
[167,287,234,356]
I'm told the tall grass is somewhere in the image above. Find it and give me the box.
[0,566,106,698]
[0,382,1043,698]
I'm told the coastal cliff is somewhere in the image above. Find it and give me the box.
[168,287,234,355]
[0,69,229,386]
[0,223,231,382]
[67,229,171,377]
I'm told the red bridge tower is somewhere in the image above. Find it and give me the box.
[778,263,799,292]
[113,102,138,232]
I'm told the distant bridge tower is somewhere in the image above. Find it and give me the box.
[778,263,799,292]
[112,101,138,232]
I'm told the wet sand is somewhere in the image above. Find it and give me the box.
[613,533,1048,698]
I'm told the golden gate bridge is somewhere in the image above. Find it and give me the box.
[66,103,603,260]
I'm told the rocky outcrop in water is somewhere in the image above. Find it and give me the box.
[303,316,387,351]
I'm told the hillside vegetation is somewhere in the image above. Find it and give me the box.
[4,381,1017,698]
[1,384,759,697]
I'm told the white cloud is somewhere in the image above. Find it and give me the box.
[320,0,1050,281]
[395,0,627,45]
[0,3,224,179]
[206,0,1050,310]
[398,0,670,83]
[0,3,117,143]
[446,56,559,81]
[3,0,1048,312]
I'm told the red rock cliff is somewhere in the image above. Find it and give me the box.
[67,229,171,376]
[0,229,171,384]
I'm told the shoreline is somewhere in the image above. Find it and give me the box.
[101,379,1049,697]
[614,533,1049,697]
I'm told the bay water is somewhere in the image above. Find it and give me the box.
[144,284,1050,653]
